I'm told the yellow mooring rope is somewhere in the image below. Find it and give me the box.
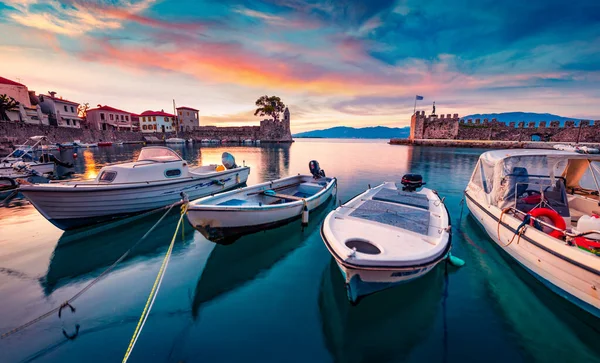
[122,202,188,363]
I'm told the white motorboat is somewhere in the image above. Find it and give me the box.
[20,147,250,230]
[74,140,98,148]
[465,149,600,318]
[0,136,56,178]
[321,175,451,303]
[201,139,210,144]
[166,137,186,144]
[187,160,337,242]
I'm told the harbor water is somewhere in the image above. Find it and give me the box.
[1,139,599,362]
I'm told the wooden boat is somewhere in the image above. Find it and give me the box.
[465,149,600,318]
[321,176,451,303]
[187,160,336,242]
[98,141,113,147]
[20,147,250,230]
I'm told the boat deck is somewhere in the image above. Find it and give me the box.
[349,200,430,235]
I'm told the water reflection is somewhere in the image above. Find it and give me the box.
[318,258,443,363]
[192,197,334,318]
[461,215,600,362]
[41,210,192,295]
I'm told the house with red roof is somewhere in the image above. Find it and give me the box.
[87,105,134,131]
[139,110,175,133]
[0,76,48,125]
[176,106,199,132]
[38,91,83,128]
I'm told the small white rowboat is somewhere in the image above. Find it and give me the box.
[187,161,337,242]
[321,177,451,303]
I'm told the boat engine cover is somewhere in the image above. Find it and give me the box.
[401,173,425,191]
[222,152,237,169]
[309,160,326,179]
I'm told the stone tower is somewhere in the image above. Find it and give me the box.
[283,107,290,134]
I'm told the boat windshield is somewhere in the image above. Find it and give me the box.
[137,147,182,162]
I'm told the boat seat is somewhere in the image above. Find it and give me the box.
[297,182,324,196]
[349,200,430,235]
[372,188,430,210]
[218,199,248,206]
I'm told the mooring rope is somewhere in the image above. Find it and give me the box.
[122,202,188,363]
[497,207,529,247]
[0,201,181,340]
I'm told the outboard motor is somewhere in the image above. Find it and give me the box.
[401,173,425,192]
[222,152,237,169]
[39,153,73,168]
[309,160,326,179]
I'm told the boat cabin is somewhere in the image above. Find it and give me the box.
[95,147,189,184]
[469,150,600,229]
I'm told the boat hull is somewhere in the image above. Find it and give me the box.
[20,167,250,230]
[0,162,55,177]
[465,190,600,318]
[322,222,449,303]
[187,177,336,242]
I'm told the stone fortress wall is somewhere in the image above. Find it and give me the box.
[409,111,600,143]
[0,115,292,144]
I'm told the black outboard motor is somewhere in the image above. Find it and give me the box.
[401,173,425,192]
[39,153,74,168]
[222,152,237,169]
[309,160,326,179]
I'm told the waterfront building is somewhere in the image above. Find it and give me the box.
[87,105,134,131]
[0,76,48,125]
[176,106,199,132]
[38,92,83,128]
[131,114,140,132]
[139,110,175,133]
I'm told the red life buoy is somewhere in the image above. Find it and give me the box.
[573,237,600,255]
[529,208,566,239]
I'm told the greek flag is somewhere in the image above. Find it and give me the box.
[415,95,424,100]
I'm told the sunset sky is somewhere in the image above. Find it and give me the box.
[1,0,599,132]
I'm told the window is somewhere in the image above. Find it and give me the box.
[73,120,77,126]
[153,116,156,121]
[179,111,182,115]
[187,112,189,116]
[125,115,129,121]
[99,171,117,182]
[100,113,105,120]
[71,106,75,113]
[121,115,124,121]
[66,119,70,125]
[153,125,157,130]
[110,114,114,121]
[165,169,182,177]
[143,125,147,130]
[64,105,68,112]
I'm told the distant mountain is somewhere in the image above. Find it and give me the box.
[463,112,592,127]
[293,126,410,139]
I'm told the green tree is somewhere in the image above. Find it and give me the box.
[254,95,286,121]
[0,94,19,121]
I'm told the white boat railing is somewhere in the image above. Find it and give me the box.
[1,136,47,164]
[508,207,600,239]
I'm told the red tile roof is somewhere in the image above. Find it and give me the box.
[140,110,175,117]
[88,105,132,114]
[176,106,199,111]
[0,76,26,87]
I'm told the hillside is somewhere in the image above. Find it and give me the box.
[293,126,410,139]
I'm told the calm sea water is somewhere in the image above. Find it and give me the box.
[1,139,599,363]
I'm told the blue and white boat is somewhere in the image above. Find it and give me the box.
[321,177,451,303]
[187,161,336,242]
[20,147,250,230]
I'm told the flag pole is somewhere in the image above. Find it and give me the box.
[413,97,417,115]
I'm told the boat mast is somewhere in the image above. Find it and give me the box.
[172,99,178,138]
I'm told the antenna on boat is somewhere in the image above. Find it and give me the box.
[173,98,178,138]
